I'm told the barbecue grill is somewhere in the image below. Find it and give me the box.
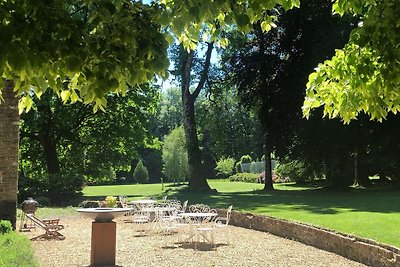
[21,197,39,214]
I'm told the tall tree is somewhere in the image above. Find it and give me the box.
[179,43,214,191]
[222,0,354,190]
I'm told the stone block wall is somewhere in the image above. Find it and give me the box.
[0,80,19,228]
[228,211,400,267]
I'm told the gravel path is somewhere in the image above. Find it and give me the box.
[23,217,366,267]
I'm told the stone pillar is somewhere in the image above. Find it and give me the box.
[91,221,117,266]
[0,80,19,228]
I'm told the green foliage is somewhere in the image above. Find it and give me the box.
[18,171,84,205]
[0,0,169,113]
[133,160,149,184]
[159,0,299,51]
[0,220,12,234]
[162,126,188,184]
[275,160,314,184]
[19,86,158,191]
[0,0,301,112]
[240,155,253,164]
[229,172,259,183]
[215,157,236,177]
[0,232,39,267]
[303,0,400,122]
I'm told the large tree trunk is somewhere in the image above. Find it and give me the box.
[263,128,274,191]
[180,43,214,191]
[0,80,19,228]
[182,91,209,190]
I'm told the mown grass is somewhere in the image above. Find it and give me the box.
[0,232,39,267]
[75,180,400,248]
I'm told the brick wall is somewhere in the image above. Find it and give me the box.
[0,80,19,228]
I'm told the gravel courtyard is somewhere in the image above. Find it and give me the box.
[22,216,367,267]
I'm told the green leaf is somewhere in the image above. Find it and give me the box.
[236,14,250,28]
[261,21,271,32]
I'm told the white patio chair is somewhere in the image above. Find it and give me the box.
[119,195,134,219]
[194,208,217,249]
[214,205,233,244]
[131,206,151,236]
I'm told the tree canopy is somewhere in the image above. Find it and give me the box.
[303,0,400,122]
[0,0,300,113]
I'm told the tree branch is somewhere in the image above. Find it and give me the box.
[192,42,214,100]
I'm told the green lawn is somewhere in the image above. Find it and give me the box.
[80,180,400,248]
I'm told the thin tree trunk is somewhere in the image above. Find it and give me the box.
[353,150,359,186]
[263,129,274,191]
[0,80,19,228]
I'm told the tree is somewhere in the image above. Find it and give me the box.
[178,42,214,191]
[196,85,263,164]
[162,126,188,184]
[303,0,400,122]
[222,0,354,190]
[133,160,149,184]
[19,85,158,190]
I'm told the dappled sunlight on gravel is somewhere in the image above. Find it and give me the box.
[22,217,366,267]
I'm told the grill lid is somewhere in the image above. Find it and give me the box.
[21,197,39,214]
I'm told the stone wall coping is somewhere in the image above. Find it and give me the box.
[217,209,400,267]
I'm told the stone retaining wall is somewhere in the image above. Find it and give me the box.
[227,210,400,267]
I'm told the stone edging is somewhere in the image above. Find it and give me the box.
[225,210,400,267]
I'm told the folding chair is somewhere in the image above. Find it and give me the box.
[25,213,65,240]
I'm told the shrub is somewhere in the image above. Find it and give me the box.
[240,155,252,164]
[229,172,259,183]
[275,159,314,184]
[133,160,149,184]
[0,220,12,234]
[0,231,39,266]
[215,157,236,178]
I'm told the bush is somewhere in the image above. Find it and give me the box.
[0,220,12,234]
[240,155,252,164]
[19,170,84,205]
[229,172,259,183]
[133,160,149,184]
[215,157,236,178]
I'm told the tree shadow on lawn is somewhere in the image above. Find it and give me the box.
[170,187,400,215]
